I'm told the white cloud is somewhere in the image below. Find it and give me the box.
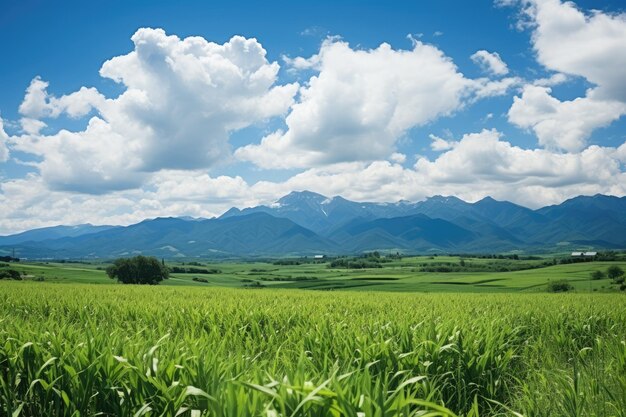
[282,53,320,71]
[527,0,626,102]
[246,130,626,208]
[416,129,609,184]
[0,118,9,162]
[19,118,47,135]
[18,77,105,119]
[0,172,260,235]
[508,85,626,151]
[12,28,298,193]
[532,72,567,87]
[470,50,509,76]
[507,0,626,150]
[472,76,522,100]
[429,134,456,151]
[390,152,406,164]
[237,39,489,169]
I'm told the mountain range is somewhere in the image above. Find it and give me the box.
[1,191,625,259]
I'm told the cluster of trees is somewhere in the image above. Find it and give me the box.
[418,260,549,273]
[591,266,624,283]
[591,266,625,290]
[169,266,221,274]
[0,256,19,262]
[106,256,169,285]
[273,259,302,266]
[0,269,22,280]
[329,253,386,269]
[451,253,524,260]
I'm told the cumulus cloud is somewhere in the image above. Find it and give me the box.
[507,0,626,150]
[19,77,105,120]
[246,130,626,207]
[12,28,298,193]
[527,0,626,102]
[470,50,509,76]
[237,38,518,169]
[0,172,261,235]
[508,85,626,151]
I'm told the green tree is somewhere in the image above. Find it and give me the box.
[106,255,169,285]
[607,265,624,284]
[547,280,574,293]
[590,270,605,280]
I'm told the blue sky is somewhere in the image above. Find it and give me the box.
[0,0,625,233]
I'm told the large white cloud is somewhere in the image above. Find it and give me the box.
[236,39,517,169]
[414,129,625,189]
[0,172,260,235]
[507,0,626,150]
[527,0,626,102]
[11,28,298,192]
[508,85,626,151]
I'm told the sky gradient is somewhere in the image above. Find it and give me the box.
[0,0,625,234]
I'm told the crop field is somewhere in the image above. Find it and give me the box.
[1,281,625,417]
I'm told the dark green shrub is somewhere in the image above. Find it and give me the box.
[547,280,574,293]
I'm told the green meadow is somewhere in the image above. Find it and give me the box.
[1,255,625,416]
[5,255,626,292]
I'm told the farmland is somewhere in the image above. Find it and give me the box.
[1,255,625,416]
[3,254,626,292]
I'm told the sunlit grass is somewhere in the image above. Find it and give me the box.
[1,281,625,416]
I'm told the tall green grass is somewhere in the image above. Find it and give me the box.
[0,282,624,416]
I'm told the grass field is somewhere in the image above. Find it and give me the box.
[1,282,625,416]
[3,255,625,293]
[1,255,625,416]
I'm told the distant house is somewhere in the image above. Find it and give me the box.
[314,255,325,259]
[571,251,596,257]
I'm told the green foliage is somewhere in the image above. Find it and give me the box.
[273,259,302,265]
[105,255,169,284]
[329,258,383,269]
[590,270,605,280]
[607,265,624,283]
[0,268,21,280]
[0,284,625,417]
[547,280,574,292]
[169,266,221,274]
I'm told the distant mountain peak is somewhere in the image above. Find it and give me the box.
[277,190,327,204]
